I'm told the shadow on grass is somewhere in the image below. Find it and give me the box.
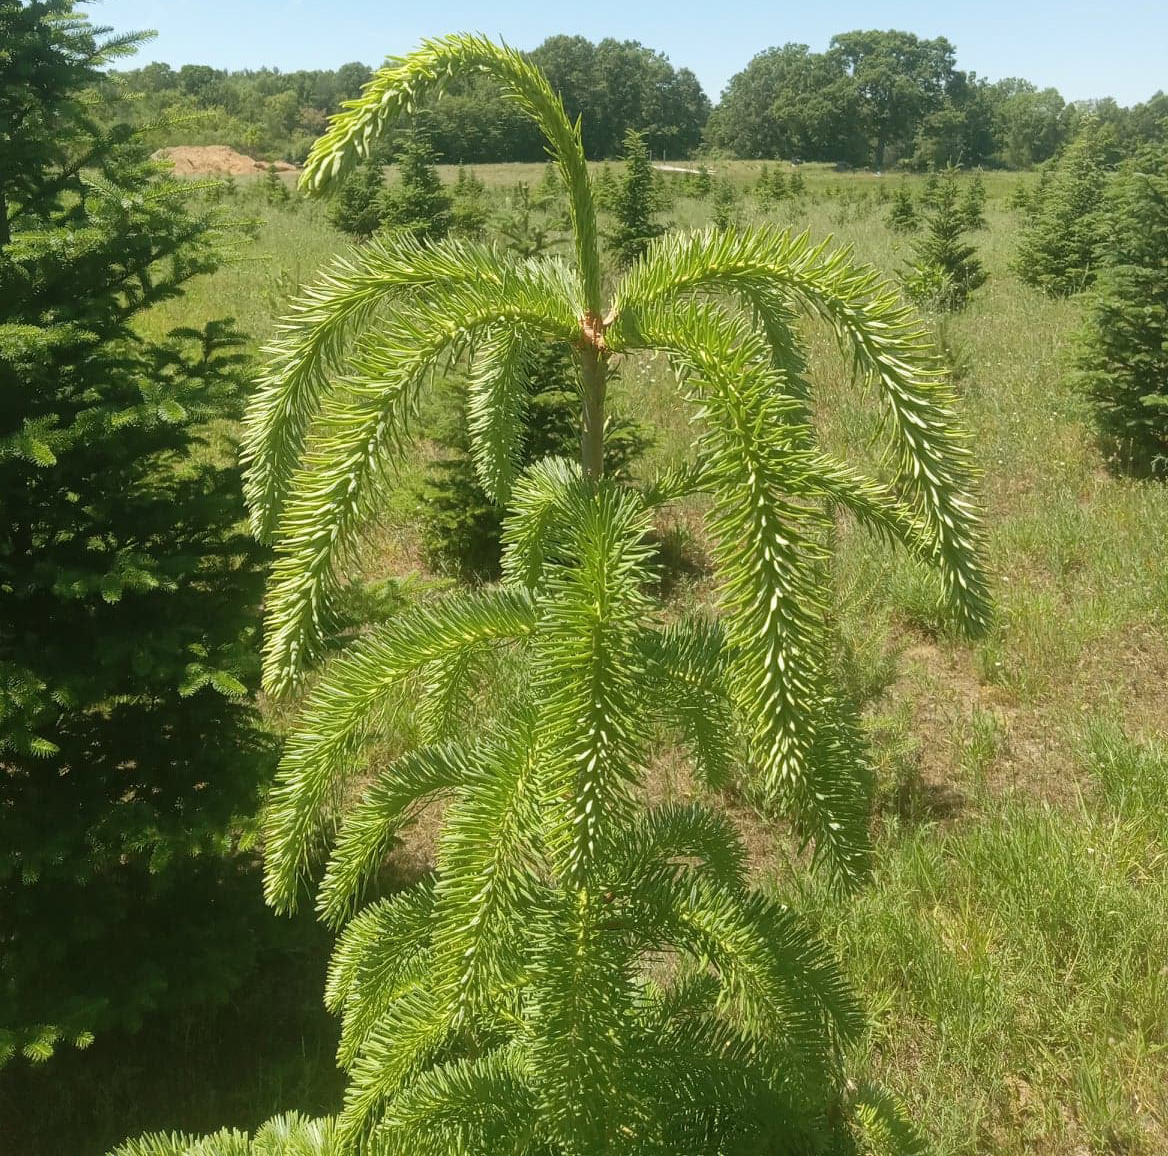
[0,905,343,1156]
[888,766,967,828]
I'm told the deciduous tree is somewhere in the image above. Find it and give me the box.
[830,30,958,169]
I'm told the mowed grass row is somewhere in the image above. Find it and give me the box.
[54,166,1168,1154]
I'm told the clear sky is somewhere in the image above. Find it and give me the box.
[91,0,1166,107]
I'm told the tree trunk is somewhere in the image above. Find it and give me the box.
[579,341,607,481]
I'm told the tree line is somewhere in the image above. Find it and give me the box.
[103,36,710,164]
[104,28,1167,170]
[707,31,1168,170]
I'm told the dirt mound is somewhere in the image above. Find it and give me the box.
[152,145,297,176]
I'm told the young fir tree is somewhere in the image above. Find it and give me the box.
[920,167,941,209]
[886,180,918,232]
[378,132,453,242]
[262,163,291,206]
[607,128,666,268]
[419,346,648,582]
[755,163,774,204]
[0,0,274,1062]
[1075,143,1168,474]
[711,176,740,229]
[651,166,673,213]
[902,169,987,311]
[686,162,714,200]
[1013,126,1108,295]
[788,165,806,197]
[496,180,563,257]
[960,170,987,230]
[449,164,488,239]
[123,34,989,1155]
[538,160,561,201]
[1007,176,1032,212]
[594,162,617,211]
[326,156,385,238]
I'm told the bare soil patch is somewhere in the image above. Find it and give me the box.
[152,145,297,176]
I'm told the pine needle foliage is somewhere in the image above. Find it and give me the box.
[1007,177,1032,212]
[418,345,648,582]
[110,1113,337,1156]
[189,32,989,1155]
[495,180,565,257]
[711,177,741,230]
[326,158,385,239]
[886,181,917,232]
[1013,126,1108,296]
[2,0,274,1061]
[902,169,987,311]
[377,132,452,243]
[449,165,488,239]
[959,170,987,230]
[608,128,666,268]
[1075,142,1168,474]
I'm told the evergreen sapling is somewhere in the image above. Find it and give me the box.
[1075,143,1168,473]
[378,132,453,242]
[960,170,987,230]
[608,128,667,268]
[902,169,987,310]
[1013,126,1108,295]
[121,33,991,1155]
[887,180,918,232]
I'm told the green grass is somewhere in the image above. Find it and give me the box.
[809,792,1168,1153]
[8,163,1168,1155]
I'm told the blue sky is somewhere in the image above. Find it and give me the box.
[92,0,1166,106]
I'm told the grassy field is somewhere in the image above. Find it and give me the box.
[8,166,1168,1154]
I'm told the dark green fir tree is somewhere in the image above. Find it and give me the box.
[960,170,987,230]
[0,0,274,1063]
[379,131,453,242]
[326,156,385,238]
[902,169,986,311]
[608,128,666,268]
[886,180,918,232]
[419,347,648,582]
[449,164,488,238]
[1075,143,1168,474]
[711,176,741,229]
[1013,126,1108,295]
